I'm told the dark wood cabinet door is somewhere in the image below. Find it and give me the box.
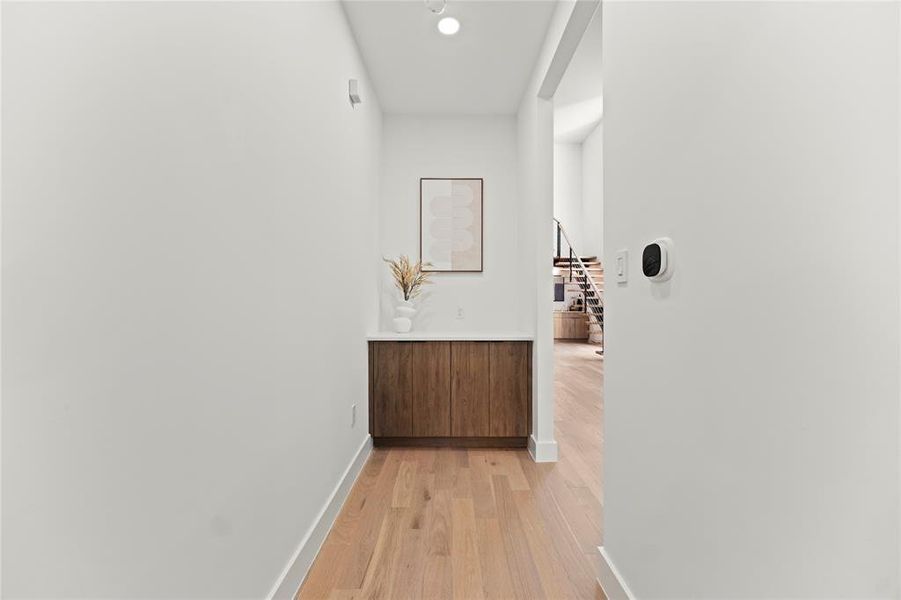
[370,342,412,437]
[411,342,451,436]
[489,342,531,437]
[451,342,490,436]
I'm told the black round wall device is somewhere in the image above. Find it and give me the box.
[642,243,662,277]
[642,238,673,281]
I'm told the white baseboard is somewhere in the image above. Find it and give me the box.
[267,434,373,600]
[528,435,559,462]
[597,546,636,600]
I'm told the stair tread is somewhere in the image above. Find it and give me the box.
[555,264,602,269]
[554,260,602,264]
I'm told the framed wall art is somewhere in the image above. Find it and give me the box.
[419,178,483,272]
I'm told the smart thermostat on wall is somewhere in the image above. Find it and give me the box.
[642,237,674,281]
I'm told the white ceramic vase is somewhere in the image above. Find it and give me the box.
[393,299,416,333]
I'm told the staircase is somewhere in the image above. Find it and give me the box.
[554,219,604,353]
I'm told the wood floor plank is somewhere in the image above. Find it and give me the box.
[469,449,530,492]
[392,460,418,508]
[451,498,485,600]
[334,451,403,590]
[517,455,600,598]
[421,555,453,600]
[473,518,517,600]
[451,466,472,500]
[358,508,406,600]
[468,451,498,520]
[385,528,425,600]
[298,540,351,600]
[493,450,531,491]
[547,469,604,554]
[326,590,361,600]
[491,474,546,599]
[426,488,451,556]
[299,452,390,599]
[330,450,388,546]
[572,485,605,538]
[512,489,574,599]
[407,472,435,531]
[433,450,458,491]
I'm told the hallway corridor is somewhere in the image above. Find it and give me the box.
[298,342,604,599]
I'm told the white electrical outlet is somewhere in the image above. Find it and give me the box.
[456,307,465,320]
[351,404,356,427]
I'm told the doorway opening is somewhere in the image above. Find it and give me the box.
[550,0,604,542]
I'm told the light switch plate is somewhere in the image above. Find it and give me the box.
[615,249,629,283]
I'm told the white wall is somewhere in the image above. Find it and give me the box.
[898,5,901,590]
[553,125,603,261]
[554,142,584,251]
[379,115,519,332]
[517,0,590,462]
[603,2,899,597]
[2,3,381,597]
[581,123,603,260]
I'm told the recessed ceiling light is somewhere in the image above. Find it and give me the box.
[425,0,446,15]
[437,17,460,36]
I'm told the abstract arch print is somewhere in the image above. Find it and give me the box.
[420,178,483,272]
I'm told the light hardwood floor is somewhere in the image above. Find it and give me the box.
[298,341,604,600]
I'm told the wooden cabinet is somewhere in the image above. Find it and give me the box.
[411,342,451,436]
[451,342,490,437]
[369,339,531,447]
[370,342,412,437]
[554,311,588,340]
[489,342,531,437]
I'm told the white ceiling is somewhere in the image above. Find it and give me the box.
[554,7,602,143]
[343,0,557,115]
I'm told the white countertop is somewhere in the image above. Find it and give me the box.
[367,331,534,342]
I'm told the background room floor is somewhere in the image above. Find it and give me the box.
[298,341,604,600]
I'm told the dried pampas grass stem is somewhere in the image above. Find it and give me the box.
[384,255,432,301]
